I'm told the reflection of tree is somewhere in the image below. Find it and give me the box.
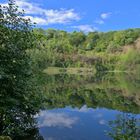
[17,129,44,140]
[42,74,140,114]
[108,113,140,140]
[0,73,44,139]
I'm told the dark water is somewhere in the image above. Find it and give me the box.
[0,73,140,140]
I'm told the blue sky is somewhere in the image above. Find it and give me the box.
[0,0,140,32]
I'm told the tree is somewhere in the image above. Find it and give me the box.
[0,0,35,83]
[84,32,99,50]
[0,1,44,138]
[68,31,86,48]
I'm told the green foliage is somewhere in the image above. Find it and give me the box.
[0,136,11,140]
[108,114,140,140]
[0,2,140,139]
[0,0,36,80]
[32,27,140,72]
[0,1,44,138]
[68,31,86,48]
[120,48,140,72]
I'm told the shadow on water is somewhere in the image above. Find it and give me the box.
[0,71,140,140]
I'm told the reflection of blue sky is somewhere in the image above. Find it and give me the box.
[47,137,55,140]
[70,105,107,125]
[36,107,118,140]
[37,111,78,128]
[36,106,140,140]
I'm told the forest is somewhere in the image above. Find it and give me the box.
[1,0,140,76]
[31,28,140,73]
[0,1,140,140]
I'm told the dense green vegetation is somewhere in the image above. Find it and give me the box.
[32,28,140,73]
[0,0,36,97]
[0,1,140,140]
[0,1,43,139]
[108,114,140,140]
[1,69,140,139]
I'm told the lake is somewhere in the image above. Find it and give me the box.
[0,72,140,140]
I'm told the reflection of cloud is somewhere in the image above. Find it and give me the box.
[37,111,78,128]
[47,137,55,140]
[78,105,93,113]
[70,105,95,113]
[99,119,106,125]
[94,113,103,118]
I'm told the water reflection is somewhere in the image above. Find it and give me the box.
[36,107,140,140]
[0,72,44,139]
[0,72,140,140]
[37,111,78,128]
[108,113,140,140]
[42,73,140,113]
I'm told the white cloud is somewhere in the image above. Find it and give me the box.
[0,0,80,25]
[94,12,112,25]
[72,25,97,33]
[24,16,47,25]
[37,111,78,128]
[44,9,80,25]
[101,12,111,19]
[94,19,104,25]
[16,0,44,15]
[99,119,106,125]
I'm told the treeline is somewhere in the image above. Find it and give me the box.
[34,28,140,52]
[1,0,140,75]
[31,28,140,72]
[1,0,140,78]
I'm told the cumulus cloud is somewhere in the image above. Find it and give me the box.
[37,111,78,128]
[72,25,97,33]
[101,12,111,19]
[94,19,104,25]
[94,12,112,25]
[24,16,47,25]
[0,0,80,25]
[44,9,80,25]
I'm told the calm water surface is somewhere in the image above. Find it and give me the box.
[36,108,139,140]
[0,73,140,140]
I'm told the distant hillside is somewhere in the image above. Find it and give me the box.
[31,28,140,72]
